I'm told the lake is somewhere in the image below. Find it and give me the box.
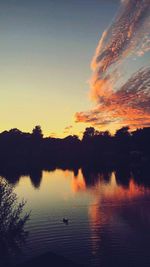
[2,168,150,267]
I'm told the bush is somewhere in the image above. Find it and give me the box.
[0,177,30,264]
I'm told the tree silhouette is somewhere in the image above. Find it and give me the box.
[115,126,130,138]
[83,127,96,140]
[0,125,149,175]
[0,178,30,265]
[32,125,43,139]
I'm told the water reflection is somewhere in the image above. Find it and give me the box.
[71,170,150,266]
[71,170,86,192]
[0,166,150,267]
[1,164,150,191]
[71,168,150,197]
[30,169,42,189]
[87,173,150,267]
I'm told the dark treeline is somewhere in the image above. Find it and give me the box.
[0,125,150,171]
[0,125,150,187]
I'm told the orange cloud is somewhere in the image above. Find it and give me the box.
[75,0,150,130]
[76,68,150,129]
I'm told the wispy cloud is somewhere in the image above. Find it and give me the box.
[75,0,150,130]
[76,67,150,128]
[63,125,73,135]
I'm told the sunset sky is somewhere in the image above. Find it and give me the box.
[0,0,150,137]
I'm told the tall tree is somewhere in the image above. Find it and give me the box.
[32,125,43,139]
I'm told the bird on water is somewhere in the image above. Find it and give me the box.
[63,218,69,224]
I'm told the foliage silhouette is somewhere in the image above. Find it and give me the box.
[32,125,43,140]
[0,125,149,178]
[0,178,30,266]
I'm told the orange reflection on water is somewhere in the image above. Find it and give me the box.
[95,173,150,201]
[88,172,150,256]
[71,170,150,199]
[88,172,150,227]
[71,170,86,193]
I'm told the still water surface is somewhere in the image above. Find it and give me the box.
[10,169,150,266]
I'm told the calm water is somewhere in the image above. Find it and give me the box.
[5,169,150,266]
